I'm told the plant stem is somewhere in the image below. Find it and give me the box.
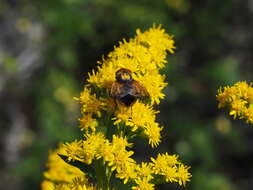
[94,159,111,190]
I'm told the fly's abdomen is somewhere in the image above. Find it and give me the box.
[120,94,136,107]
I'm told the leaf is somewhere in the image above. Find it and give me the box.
[58,154,96,182]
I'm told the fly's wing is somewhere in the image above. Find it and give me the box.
[110,82,124,98]
[131,80,150,98]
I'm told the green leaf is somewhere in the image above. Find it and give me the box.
[58,154,96,181]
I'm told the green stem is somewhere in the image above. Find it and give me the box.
[106,117,113,141]
[94,159,112,190]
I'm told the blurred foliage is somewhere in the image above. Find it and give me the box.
[1,0,253,189]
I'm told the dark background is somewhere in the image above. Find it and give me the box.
[0,0,253,189]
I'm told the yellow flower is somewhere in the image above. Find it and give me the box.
[244,105,253,124]
[111,135,133,150]
[132,177,155,190]
[229,99,247,119]
[134,71,167,104]
[113,101,162,147]
[109,147,135,172]
[41,180,55,190]
[150,153,191,186]
[75,86,103,117]
[78,113,98,132]
[96,140,113,161]
[246,87,253,103]
[115,161,137,184]
[41,144,86,190]
[136,162,154,181]
[64,140,86,163]
[97,135,137,184]
[217,81,253,124]
[87,25,175,105]
[64,133,106,164]
[163,166,178,183]
[235,81,250,98]
[42,26,191,189]
[70,177,97,190]
[144,122,163,148]
[100,97,116,113]
[98,135,134,166]
[53,177,97,190]
[150,153,179,173]
[177,165,192,186]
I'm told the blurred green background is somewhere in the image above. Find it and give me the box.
[0,0,253,189]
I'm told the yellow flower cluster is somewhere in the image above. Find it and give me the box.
[74,87,102,132]
[77,25,174,147]
[88,25,174,105]
[64,133,107,164]
[217,81,253,124]
[151,153,191,186]
[113,101,162,147]
[41,26,191,190]
[61,133,191,189]
[41,145,96,190]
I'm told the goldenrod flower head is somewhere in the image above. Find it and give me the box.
[150,153,191,186]
[64,133,106,164]
[177,165,192,186]
[76,26,174,147]
[41,145,90,190]
[64,140,86,163]
[230,99,247,118]
[217,81,253,124]
[96,135,137,184]
[151,153,179,172]
[53,177,97,190]
[69,177,97,190]
[244,105,253,124]
[144,122,163,148]
[78,113,98,132]
[42,26,191,190]
[163,166,178,183]
[114,102,158,127]
[75,86,103,117]
[87,25,175,105]
[110,149,135,171]
[81,133,106,164]
[134,71,167,104]
[136,162,154,181]
[99,136,137,184]
[111,135,133,150]
[113,101,162,147]
[97,140,113,160]
[132,177,155,190]
[115,161,137,184]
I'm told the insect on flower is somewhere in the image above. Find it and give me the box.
[110,68,150,107]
